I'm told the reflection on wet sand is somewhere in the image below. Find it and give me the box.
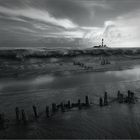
[1,66,140,138]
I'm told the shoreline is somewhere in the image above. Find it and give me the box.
[0,55,140,80]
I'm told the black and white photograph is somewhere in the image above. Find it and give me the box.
[0,0,140,139]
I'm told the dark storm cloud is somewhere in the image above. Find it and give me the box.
[43,0,140,27]
[78,0,140,26]
[0,0,140,26]
[45,0,92,26]
[0,0,80,43]
[0,0,140,47]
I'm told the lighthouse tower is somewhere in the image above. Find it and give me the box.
[93,38,108,48]
[102,38,104,47]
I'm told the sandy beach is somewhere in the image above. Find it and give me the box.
[1,98,140,139]
[0,49,140,138]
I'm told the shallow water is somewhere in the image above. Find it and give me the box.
[1,65,140,138]
[0,65,140,117]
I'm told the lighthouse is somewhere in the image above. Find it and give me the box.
[93,38,108,48]
[102,38,104,47]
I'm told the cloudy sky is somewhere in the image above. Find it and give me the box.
[0,0,140,48]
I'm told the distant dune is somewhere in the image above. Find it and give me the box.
[0,47,139,60]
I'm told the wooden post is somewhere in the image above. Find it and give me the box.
[21,109,27,124]
[52,103,57,113]
[0,114,4,129]
[78,99,81,110]
[46,106,50,118]
[104,92,108,105]
[128,90,131,97]
[15,107,20,122]
[119,94,124,103]
[117,91,120,100]
[131,92,135,103]
[33,105,38,118]
[67,100,71,109]
[60,102,65,112]
[99,97,103,107]
[128,90,131,103]
[85,96,90,106]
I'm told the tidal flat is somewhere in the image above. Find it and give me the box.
[0,48,140,138]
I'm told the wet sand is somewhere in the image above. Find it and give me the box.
[0,54,140,138]
[1,100,140,139]
[1,55,140,79]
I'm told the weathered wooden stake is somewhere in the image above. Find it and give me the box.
[78,99,81,109]
[117,91,120,100]
[104,92,108,105]
[128,90,131,103]
[33,105,38,118]
[46,106,50,118]
[52,103,57,113]
[127,90,135,103]
[99,97,103,107]
[60,102,65,112]
[15,107,20,122]
[67,100,71,109]
[85,96,90,106]
[21,109,27,124]
[119,94,124,103]
[0,114,5,129]
[131,92,135,103]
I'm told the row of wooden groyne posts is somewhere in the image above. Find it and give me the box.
[73,61,93,70]
[73,57,111,70]
[0,90,137,130]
